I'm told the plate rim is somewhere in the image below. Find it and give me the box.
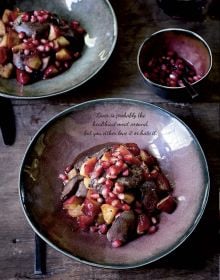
[0,0,118,99]
[18,98,210,269]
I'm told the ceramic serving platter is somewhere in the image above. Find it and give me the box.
[19,98,209,269]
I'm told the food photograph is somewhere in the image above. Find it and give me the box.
[0,1,219,280]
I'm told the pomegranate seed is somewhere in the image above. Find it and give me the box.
[105,179,114,188]
[178,80,184,87]
[55,61,61,67]
[169,73,177,80]
[97,197,104,204]
[105,197,115,205]
[101,161,111,169]
[122,169,129,176]
[99,224,108,234]
[106,174,117,179]
[37,15,47,23]
[91,165,103,179]
[31,15,37,23]
[108,165,121,176]
[193,75,200,81]
[37,45,45,52]
[112,151,120,157]
[32,39,39,46]
[90,193,100,200]
[45,45,50,52]
[64,165,72,173]
[115,160,124,168]
[101,186,110,198]
[98,177,105,184]
[18,32,25,39]
[151,217,158,224]
[64,62,70,68]
[122,204,131,211]
[49,41,54,48]
[58,173,68,181]
[24,49,30,56]
[148,225,158,234]
[110,157,118,164]
[21,13,30,22]
[113,182,124,194]
[111,199,121,207]
[41,39,47,44]
[109,192,117,199]
[112,240,123,248]
[118,193,125,200]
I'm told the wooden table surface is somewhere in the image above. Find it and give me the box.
[0,1,219,279]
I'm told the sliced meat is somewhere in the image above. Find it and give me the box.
[107,210,136,243]
[141,181,159,213]
[13,16,50,37]
[13,52,25,70]
[89,178,104,194]
[116,165,144,189]
[61,175,83,200]
[75,181,88,198]
[155,173,171,193]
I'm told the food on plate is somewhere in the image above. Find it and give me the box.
[0,8,86,84]
[59,143,177,247]
[142,50,201,87]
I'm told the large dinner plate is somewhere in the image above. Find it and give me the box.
[19,98,209,268]
[0,0,117,98]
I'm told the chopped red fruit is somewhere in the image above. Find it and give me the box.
[137,214,151,234]
[0,47,10,64]
[111,239,123,248]
[82,198,100,217]
[157,195,177,214]
[16,69,31,85]
[77,215,94,231]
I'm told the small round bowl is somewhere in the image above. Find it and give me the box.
[137,28,212,101]
[0,0,117,99]
[19,98,210,269]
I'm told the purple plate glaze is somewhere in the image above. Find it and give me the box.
[19,98,209,269]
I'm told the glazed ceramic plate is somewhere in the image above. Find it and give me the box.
[0,0,117,99]
[19,99,209,269]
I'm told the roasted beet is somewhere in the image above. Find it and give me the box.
[60,175,83,200]
[141,181,159,213]
[107,210,136,244]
